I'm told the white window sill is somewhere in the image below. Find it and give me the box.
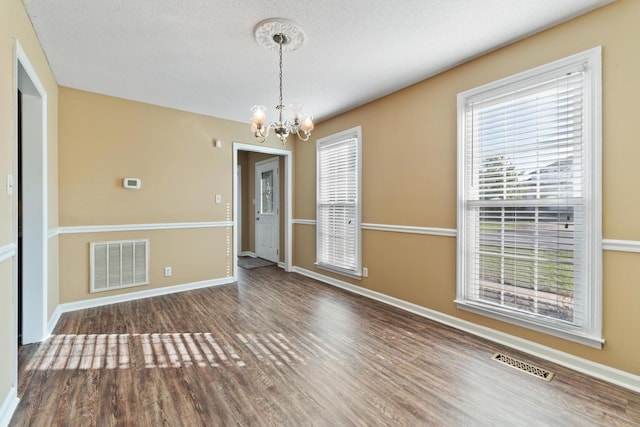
[316,263,362,280]
[455,300,604,349]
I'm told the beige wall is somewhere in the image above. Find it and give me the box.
[0,0,59,413]
[58,87,291,302]
[59,228,231,302]
[0,260,14,410]
[237,151,250,252]
[48,237,59,316]
[294,0,640,375]
[59,88,235,226]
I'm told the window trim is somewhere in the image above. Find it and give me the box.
[316,126,363,279]
[456,47,603,349]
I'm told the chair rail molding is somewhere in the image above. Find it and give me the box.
[361,223,457,237]
[58,221,233,234]
[292,219,316,225]
[602,239,640,253]
[0,243,16,263]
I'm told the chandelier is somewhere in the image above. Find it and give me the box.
[250,19,314,145]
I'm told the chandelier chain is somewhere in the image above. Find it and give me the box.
[278,37,284,121]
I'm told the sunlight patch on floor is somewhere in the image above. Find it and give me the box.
[26,332,341,371]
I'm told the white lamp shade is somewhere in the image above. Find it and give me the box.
[301,116,314,132]
[251,105,268,125]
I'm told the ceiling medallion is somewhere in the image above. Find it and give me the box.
[253,18,306,53]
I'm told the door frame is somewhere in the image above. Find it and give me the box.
[13,40,49,389]
[236,165,242,255]
[15,41,48,343]
[254,156,280,263]
[233,143,292,280]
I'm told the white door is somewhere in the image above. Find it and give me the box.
[255,157,279,262]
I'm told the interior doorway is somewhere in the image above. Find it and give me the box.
[233,143,292,280]
[16,42,48,348]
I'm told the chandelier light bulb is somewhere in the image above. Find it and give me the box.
[301,116,314,133]
[289,105,303,123]
[251,105,268,126]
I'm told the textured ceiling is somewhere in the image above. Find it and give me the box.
[24,0,613,124]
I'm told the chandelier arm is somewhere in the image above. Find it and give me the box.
[254,120,273,143]
[295,129,311,141]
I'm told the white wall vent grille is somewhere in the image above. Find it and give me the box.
[90,239,149,293]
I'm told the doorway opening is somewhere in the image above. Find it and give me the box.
[233,143,292,280]
[16,42,48,352]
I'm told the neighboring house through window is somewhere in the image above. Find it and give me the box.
[456,47,602,348]
[316,126,362,278]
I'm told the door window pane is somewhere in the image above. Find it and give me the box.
[261,170,273,214]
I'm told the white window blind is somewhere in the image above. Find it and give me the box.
[456,48,602,348]
[316,126,362,277]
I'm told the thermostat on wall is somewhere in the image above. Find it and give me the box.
[123,177,141,189]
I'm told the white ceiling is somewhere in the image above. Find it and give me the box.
[24,0,613,124]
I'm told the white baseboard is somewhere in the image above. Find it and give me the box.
[0,388,18,427]
[47,305,63,336]
[56,276,235,315]
[293,266,640,394]
[240,251,256,258]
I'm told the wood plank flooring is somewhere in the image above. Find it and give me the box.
[12,266,640,426]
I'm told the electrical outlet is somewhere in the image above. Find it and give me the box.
[215,194,222,203]
[362,267,369,277]
[164,267,172,277]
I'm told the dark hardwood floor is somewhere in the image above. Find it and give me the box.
[12,266,640,426]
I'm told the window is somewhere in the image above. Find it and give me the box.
[456,48,602,348]
[316,126,362,278]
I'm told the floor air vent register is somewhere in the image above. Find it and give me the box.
[491,353,555,382]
